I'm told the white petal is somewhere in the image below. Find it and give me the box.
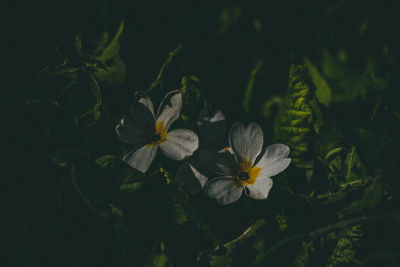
[129,100,156,123]
[159,129,199,160]
[199,148,236,176]
[205,177,243,205]
[229,122,263,165]
[197,109,227,146]
[117,100,155,144]
[259,158,291,177]
[138,96,155,117]
[116,115,153,145]
[245,176,273,200]
[122,145,158,173]
[175,160,208,195]
[256,144,291,177]
[156,90,182,130]
[257,144,290,163]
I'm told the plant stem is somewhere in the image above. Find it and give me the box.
[146,44,182,93]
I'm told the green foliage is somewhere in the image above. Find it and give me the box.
[146,44,182,93]
[219,5,243,34]
[273,64,319,168]
[339,178,383,219]
[325,226,363,267]
[304,57,332,107]
[293,241,315,267]
[308,51,390,104]
[39,21,126,127]
[11,2,400,266]
[145,243,168,267]
[180,75,209,125]
[243,60,263,113]
[205,220,266,267]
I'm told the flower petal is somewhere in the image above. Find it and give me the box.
[229,122,263,165]
[138,96,155,117]
[255,144,291,177]
[245,176,273,200]
[197,109,227,146]
[156,90,182,130]
[116,115,152,145]
[159,129,199,160]
[205,177,243,205]
[122,145,158,173]
[199,148,236,176]
[117,100,155,144]
[176,159,208,195]
[257,144,290,163]
[130,100,156,123]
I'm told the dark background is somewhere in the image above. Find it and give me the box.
[4,0,400,266]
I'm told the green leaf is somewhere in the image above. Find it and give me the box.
[145,242,168,267]
[343,146,363,183]
[79,70,103,126]
[95,155,116,169]
[314,126,343,165]
[96,20,124,63]
[274,65,317,168]
[293,241,315,267]
[304,57,332,106]
[261,95,283,119]
[365,57,390,91]
[339,178,383,218]
[104,56,127,85]
[325,226,362,267]
[52,151,68,167]
[218,5,243,34]
[209,254,233,267]
[120,182,145,193]
[321,50,346,80]
[180,75,210,126]
[243,60,263,113]
[316,190,348,205]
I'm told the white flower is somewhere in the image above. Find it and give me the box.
[203,122,291,205]
[175,109,227,195]
[116,90,199,173]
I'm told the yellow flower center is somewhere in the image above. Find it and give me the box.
[234,158,261,186]
[146,121,167,147]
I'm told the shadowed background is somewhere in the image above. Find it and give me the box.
[4,0,400,266]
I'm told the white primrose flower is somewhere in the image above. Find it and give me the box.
[175,109,227,195]
[203,122,291,205]
[116,90,199,173]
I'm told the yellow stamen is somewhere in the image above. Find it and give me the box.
[234,157,261,186]
[146,121,168,147]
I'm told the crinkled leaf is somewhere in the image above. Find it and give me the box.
[339,178,383,218]
[293,241,315,267]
